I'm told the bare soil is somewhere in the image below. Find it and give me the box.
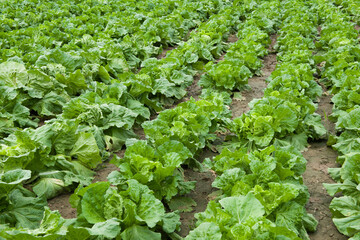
[303,141,346,240]
[179,149,218,236]
[216,34,239,62]
[185,73,202,101]
[303,87,346,240]
[157,46,176,59]
[227,34,239,43]
[48,193,76,219]
[230,53,277,118]
[231,35,277,118]
[134,127,146,140]
[301,25,346,239]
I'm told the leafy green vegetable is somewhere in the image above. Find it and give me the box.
[108,140,194,201]
[142,96,230,154]
[0,187,47,229]
[330,196,360,237]
[70,180,180,238]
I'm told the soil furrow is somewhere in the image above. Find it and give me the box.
[183,34,239,102]
[303,87,346,240]
[48,193,76,218]
[179,149,218,236]
[302,23,347,239]
[230,34,277,118]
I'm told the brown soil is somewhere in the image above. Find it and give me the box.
[216,34,239,62]
[301,24,346,239]
[185,73,202,101]
[168,72,201,108]
[228,34,239,43]
[303,89,346,240]
[303,141,346,240]
[230,53,277,118]
[179,149,218,236]
[231,35,278,118]
[48,193,76,219]
[157,46,176,59]
[93,162,120,183]
[134,127,146,140]
[316,86,336,135]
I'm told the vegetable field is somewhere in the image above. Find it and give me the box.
[1,0,360,239]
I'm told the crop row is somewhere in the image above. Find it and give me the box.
[314,0,360,238]
[332,0,360,23]
[186,0,328,238]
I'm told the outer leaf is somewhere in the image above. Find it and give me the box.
[89,218,121,239]
[186,222,222,240]
[120,225,161,240]
[219,192,265,224]
[70,132,102,169]
[0,62,28,88]
[1,188,46,229]
[0,169,31,195]
[330,196,360,237]
[81,182,109,224]
[135,193,165,228]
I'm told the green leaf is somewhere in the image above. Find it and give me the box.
[0,188,46,229]
[330,196,360,237]
[0,62,28,88]
[252,183,300,214]
[160,212,181,233]
[31,207,66,236]
[32,177,65,199]
[81,182,109,224]
[89,218,121,239]
[36,49,84,73]
[100,104,138,130]
[186,222,222,240]
[249,116,275,147]
[70,132,102,169]
[350,232,360,240]
[168,197,197,213]
[65,226,91,240]
[336,108,360,131]
[0,169,31,196]
[135,193,164,228]
[219,192,265,224]
[120,225,161,240]
[104,128,137,151]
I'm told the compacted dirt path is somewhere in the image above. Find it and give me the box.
[302,23,346,239]
[179,149,218,236]
[231,34,277,118]
[48,193,75,219]
[303,90,347,240]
